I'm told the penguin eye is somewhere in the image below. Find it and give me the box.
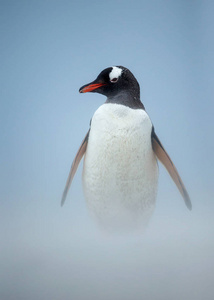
[110,77,118,83]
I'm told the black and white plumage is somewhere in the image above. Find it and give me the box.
[61,66,191,232]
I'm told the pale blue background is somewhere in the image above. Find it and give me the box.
[1,1,214,299]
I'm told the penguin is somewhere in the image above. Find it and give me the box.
[61,66,191,232]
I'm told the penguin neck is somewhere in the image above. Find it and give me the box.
[105,91,145,110]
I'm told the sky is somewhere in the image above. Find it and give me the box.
[1,0,214,299]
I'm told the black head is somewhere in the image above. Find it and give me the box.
[79,66,140,97]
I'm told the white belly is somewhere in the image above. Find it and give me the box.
[82,103,158,232]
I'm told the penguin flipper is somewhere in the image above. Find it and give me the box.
[152,130,192,210]
[61,130,90,206]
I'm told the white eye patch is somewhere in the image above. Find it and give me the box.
[109,66,122,81]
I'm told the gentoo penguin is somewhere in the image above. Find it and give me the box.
[61,66,191,232]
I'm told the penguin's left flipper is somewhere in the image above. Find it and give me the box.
[61,130,90,206]
[152,129,192,210]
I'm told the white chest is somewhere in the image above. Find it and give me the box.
[82,104,158,231]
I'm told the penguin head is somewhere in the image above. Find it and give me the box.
[79,66,140,98]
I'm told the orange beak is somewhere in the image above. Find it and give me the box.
[79,82,106,93]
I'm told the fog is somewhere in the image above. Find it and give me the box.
[1,1,214,299]
[1,193,213,300]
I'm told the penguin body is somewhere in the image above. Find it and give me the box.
[83,103,158,231]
